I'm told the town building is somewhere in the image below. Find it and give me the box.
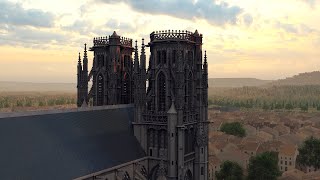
[278,144,298,172]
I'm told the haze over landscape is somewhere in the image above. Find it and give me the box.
[0,0,320,83]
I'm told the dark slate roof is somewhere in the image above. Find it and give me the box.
[0,106,145,180]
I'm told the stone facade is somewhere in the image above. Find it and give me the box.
[77,30,209,180]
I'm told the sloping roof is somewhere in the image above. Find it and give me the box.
[260,127,279,137]
[279,144,297,157]
[257,140,284,154]
[273,124,290,135]
[240,141,260,152]
[279,134,304,146]
[0,105,145,180]
[216,149,249,168]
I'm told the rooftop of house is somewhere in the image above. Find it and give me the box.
[279,144,297,157]
[257,140,284,154]
[242,135,262,143]
[216,149,250,167]
[256,131,274,141]
[240,141,260,152]
[306,116,320,123]
[244,124,257,135]
[273,124,290,134]
[260,126,279,137]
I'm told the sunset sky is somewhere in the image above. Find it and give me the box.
[0,0,319,83]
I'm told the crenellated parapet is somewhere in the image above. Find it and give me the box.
[93,36,109,46]
[150,30,202,42]
[120,37,133,47]
[93,36,133,47]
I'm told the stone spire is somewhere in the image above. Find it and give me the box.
[203,50,207,73]
[83,44,88,73]
[140,38,146,70]
[78,52,82,66]
[167,100,177,114]
[84,43,87,58]
[134,40,139,73]
[194,29,199,36]
[141,38,145,54]
[111,31,119,37]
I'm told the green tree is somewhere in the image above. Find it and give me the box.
[285,102,294,110]
[262,102,269,110]
[297,136,320,169]
[247,151,281,180]
[220,122,246,137]
[300,103,308,112]
[216,161,244,180]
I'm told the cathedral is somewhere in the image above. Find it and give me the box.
[77,29,209,180]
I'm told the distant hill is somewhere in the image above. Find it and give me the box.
[267,71,320,86]
[0,81,76,92]
[208,78,272,87]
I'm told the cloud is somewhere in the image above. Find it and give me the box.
[275,21,318,35]
[0,0,55,27]
[276,22,298,34]
[303,0,316,8]
[243,14,253,26]
[63,18,136,37]
[62,20,95,35]
[0,26,67,48]
[105,19,136,32]
[96,0,244,26]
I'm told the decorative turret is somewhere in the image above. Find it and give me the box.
[140,38,146,71]
[81,44,89,106]
[109,31,121,46]
[77,52,83,107]
[203,50,207,74]
[134,40,139,73]
[167,100,177,179]
[77,52,82,72]
[83,44,88,74]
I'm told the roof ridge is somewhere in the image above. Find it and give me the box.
[0,104,134,119]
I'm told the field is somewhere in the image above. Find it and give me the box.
[209,85,320,112]
[0,91,77,112]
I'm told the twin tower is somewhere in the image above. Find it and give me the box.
[77,30,209,180]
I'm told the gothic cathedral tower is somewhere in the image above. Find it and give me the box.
[77,31,134,107]
[133,30,209,180]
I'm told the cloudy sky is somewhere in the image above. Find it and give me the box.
[0,0,319,83]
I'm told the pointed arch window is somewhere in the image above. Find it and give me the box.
[162,50,167,64]
[172,50,177,64]
[158,72,166,111]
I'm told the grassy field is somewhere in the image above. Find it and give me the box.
[208,85,320,112]
[2,84,320,113]
[0,91,77,112]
